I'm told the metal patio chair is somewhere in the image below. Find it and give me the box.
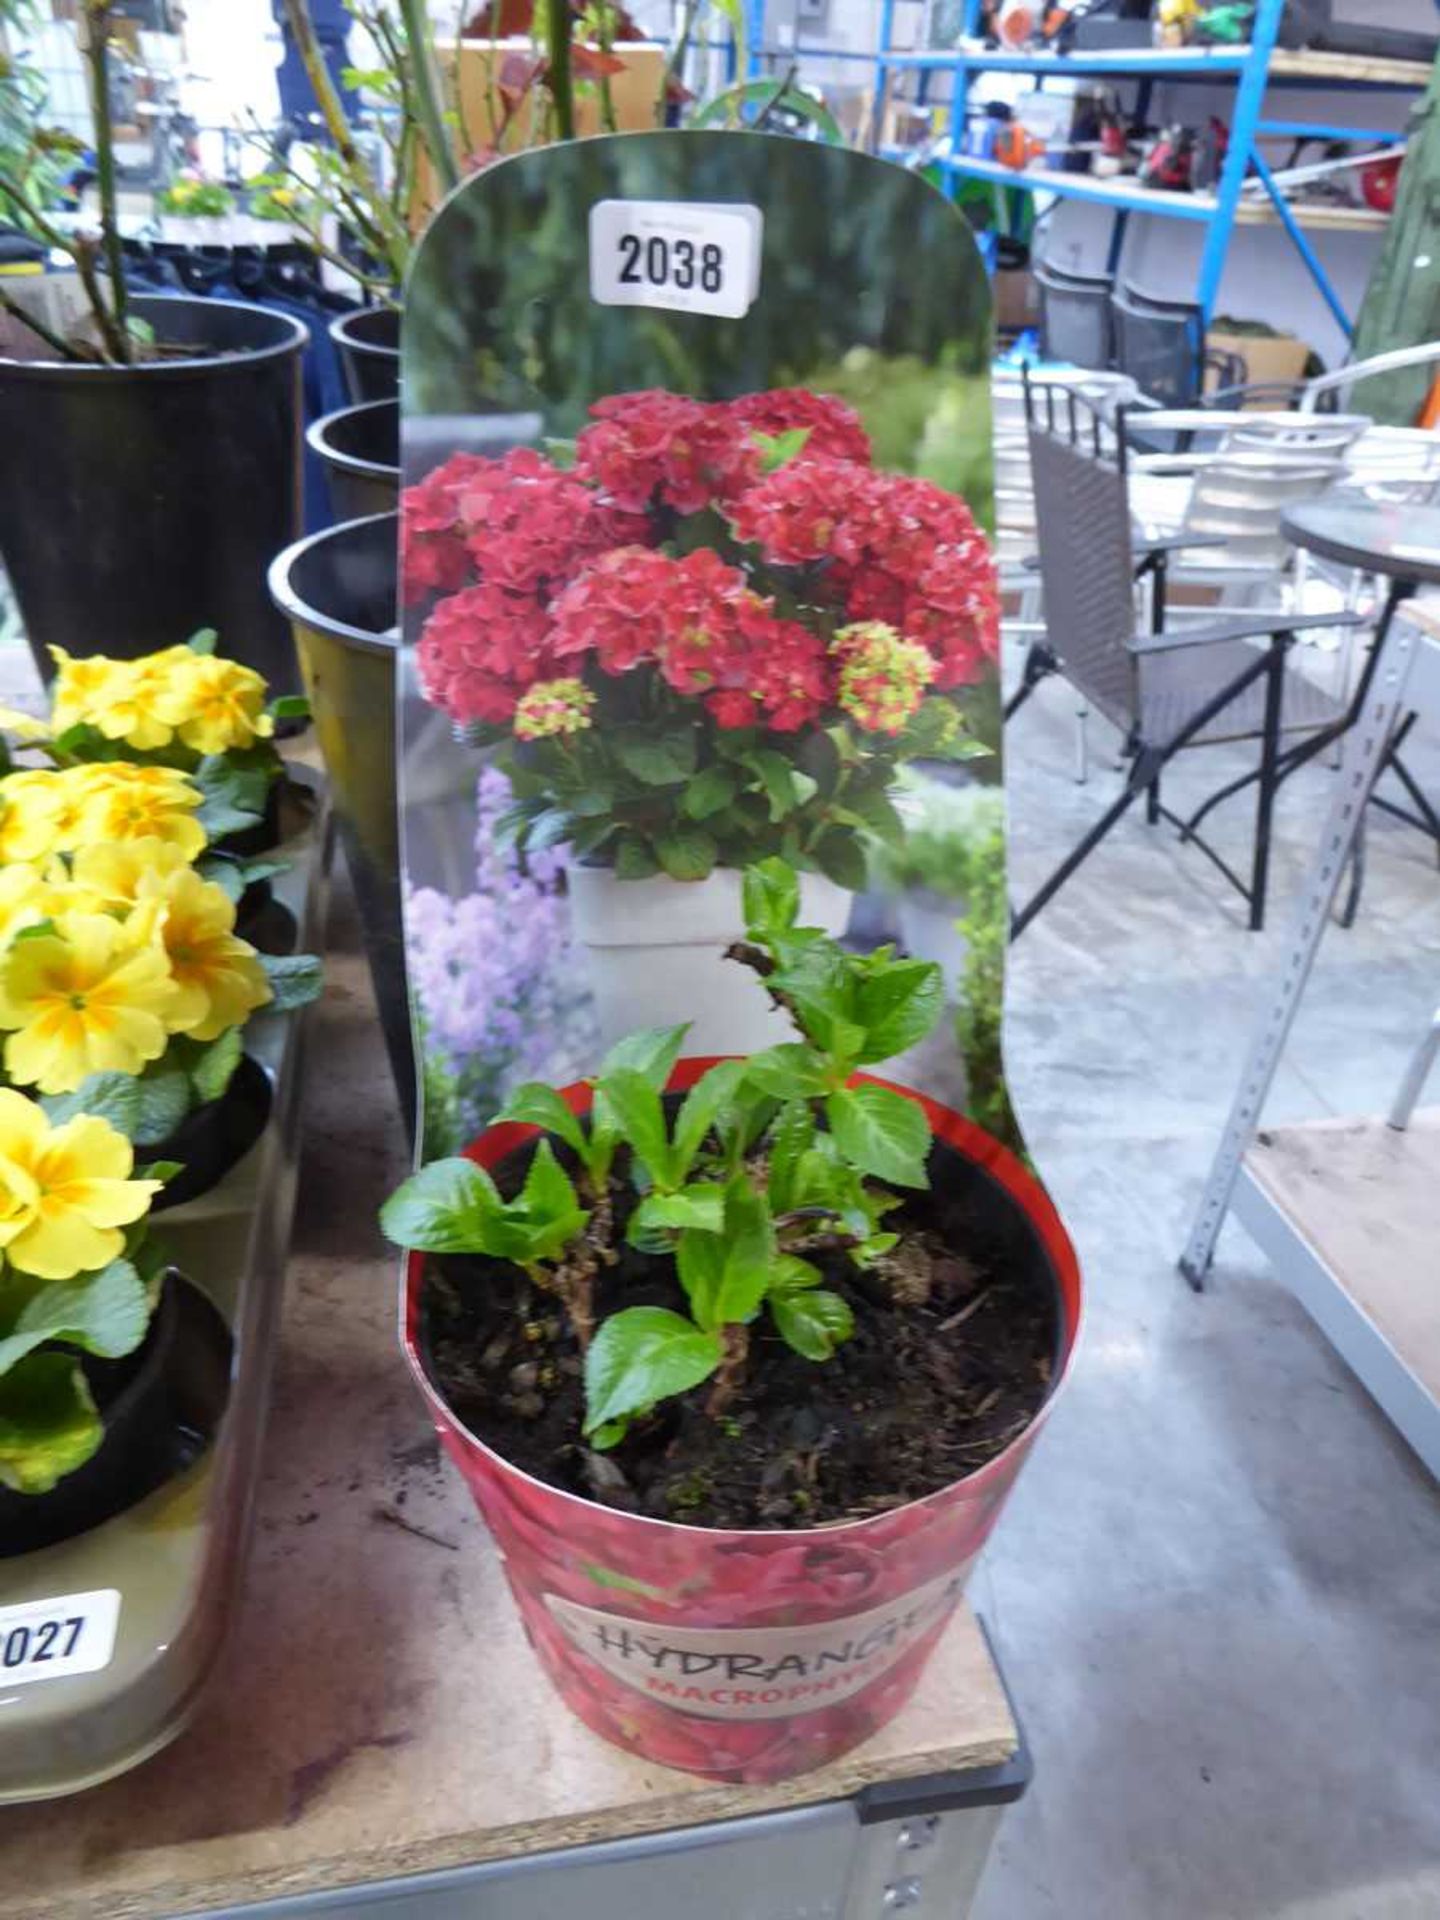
[1112,281,1245,406]
[1034,259,1115,373]
[1008,379,1363,938]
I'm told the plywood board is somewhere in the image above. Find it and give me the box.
[1246,1111,1440,1402]
[0,889,1017,1920]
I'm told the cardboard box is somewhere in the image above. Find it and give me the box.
[995,266,1038,335]
[413,39,668,219]
[1206,327,1314,404]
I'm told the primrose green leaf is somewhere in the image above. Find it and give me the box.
[133,1063,193,1146]
[854,959,945,1064]
[0,1259,150,1379]
[185,628,219,656]
[496,1083,589,1162]
[771,1288,855,1362]
[379,1157,502,1253]
[197,857,244,903]
[268,693,312,721]
[40,1072,140,1138]
[137,1160,183,1185]
[0,1352,103,1494]
[194,753,268,838]
[742,857,799,938]
[259,953,324,1013]
[190,1026,244,1105]
[583,1307,723,1435]
[825,1085,931,1188]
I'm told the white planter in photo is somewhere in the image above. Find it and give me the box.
[567,865,851,1054]
[897,891,969,994]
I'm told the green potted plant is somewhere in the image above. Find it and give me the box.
[0,3,310,692]
[871,773,1005,988]
[0,1089,176,1516]
[384,858,1080,1781]
[0,636,324,1202]
[402,386,995,1052]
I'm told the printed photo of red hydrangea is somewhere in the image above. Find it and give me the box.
[402,387,998,887]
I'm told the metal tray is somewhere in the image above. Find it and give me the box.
[0,768,331,1802]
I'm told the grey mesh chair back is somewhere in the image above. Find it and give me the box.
[1026,384,1139,733]
[1035,260,1115,372]
[1113,283,1206,405]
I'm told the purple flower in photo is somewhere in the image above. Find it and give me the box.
[406,766,596,1150]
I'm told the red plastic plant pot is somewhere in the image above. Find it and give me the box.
[401,1059,1082,1784]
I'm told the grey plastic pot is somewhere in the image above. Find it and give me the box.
[307,397,399,524]
[0,294,308,693]
[329,305,400,404]
[266,511,414,1138]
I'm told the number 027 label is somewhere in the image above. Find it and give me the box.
[589,200,763,320]
[0,1588,120,1689]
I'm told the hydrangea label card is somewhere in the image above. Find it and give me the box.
[589,200,763,318]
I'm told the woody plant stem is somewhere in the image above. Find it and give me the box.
[80,0,131,362]
[397,0,459,195]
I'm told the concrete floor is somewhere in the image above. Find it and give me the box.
[972,644,1440,1920]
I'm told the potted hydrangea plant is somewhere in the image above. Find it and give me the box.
[383,859,1080,1783]
[403,387,997,1051]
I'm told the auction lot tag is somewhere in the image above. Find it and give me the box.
[0,1588,120,1689]
[589,200,763,319]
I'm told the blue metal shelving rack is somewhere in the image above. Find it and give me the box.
[867,0,1430,335]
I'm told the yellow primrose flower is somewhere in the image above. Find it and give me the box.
[0,911,181,1094]
[90,656,184,752]
[70,837,194,910]
[72,763,206,859]
[0,776,62,863]
[0,865,65,949]
[48,647,120,734]
[130,868,271,1041]
[0,1091,160,1280]
[158,654,274,755]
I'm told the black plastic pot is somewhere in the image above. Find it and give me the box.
[0,294,308,694]
[267,512,415,1140]
[0,1274,233,1559]
[149,1056,274,1211]
[329,305,400,404]
[307,397,399,524]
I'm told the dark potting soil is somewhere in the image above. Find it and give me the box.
[419,1133,1061,1530]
